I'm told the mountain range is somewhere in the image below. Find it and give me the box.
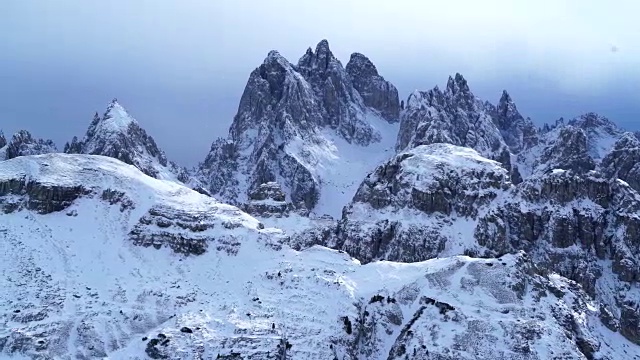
[1,40,640,360]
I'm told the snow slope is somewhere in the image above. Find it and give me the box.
[286,114,398,218]
[1,154,637,359]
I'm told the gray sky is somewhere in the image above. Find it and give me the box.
[2,0,639,166]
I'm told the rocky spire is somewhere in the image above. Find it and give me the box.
[396,74,511,172]
[297,39,335,72]
[443,73,475,112]
[492,90,538,152]
[0,130,6,149]
[3,130,57,160]
[346,52,400,122]
[294,40,378,144]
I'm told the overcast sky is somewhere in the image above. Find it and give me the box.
[2,0,639,166]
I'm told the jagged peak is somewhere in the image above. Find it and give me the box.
[3,129,57,160]
[99,99,137,132]
[0,130,6,148]
[499,90,512,104]
[315,39,331,55]
[265,50,286,63]
[11,129,35,141]
[497,90,522,118]
[406,86,447,109]
[346,52,378,77]
[259,50,297,77]
[297,39,338,71]
[445,73,471,95]
[569,112,617,130]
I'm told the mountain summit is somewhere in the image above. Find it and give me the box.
[397,73,513,173]
[64,99,190,183]
[197,40,400,216]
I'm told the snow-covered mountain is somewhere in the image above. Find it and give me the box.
[488,90,539,153]
[396,74,514,179]
[516,113,626,178]
[196,40,399,218]
[3,39,640,359]
[0,129,57,161]
[334,143,512,264]
[0,154,635,359]
[64,99,193,185]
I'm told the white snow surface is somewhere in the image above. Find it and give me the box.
[1,153,637,359]
[96,101,136,134]
[0,154,264,232]
[285,113,398,218]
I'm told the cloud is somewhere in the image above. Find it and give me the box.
[1,0,639,166]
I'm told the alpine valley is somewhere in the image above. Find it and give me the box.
[1,40,640,360]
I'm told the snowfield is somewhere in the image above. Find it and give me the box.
[0,154,637,359]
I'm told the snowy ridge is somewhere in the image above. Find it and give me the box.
[64,99,191,185]
[0,130,57,161]
[0,189,632,360]
[0,154,267,235]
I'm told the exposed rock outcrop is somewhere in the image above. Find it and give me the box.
[345,52,400,122]
[0,130,57,161]
[197,40,399,214]
[489,90,539,153]
[335,143,511,263]
[0,153,274,257]
[600,132,640,192]
[396,74,512,172]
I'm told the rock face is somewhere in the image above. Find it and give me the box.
[241,181,293,218]
[345,52,400,122]
[197,40,399,214]
[536,126,596,173]
[198,50,322,210]
[1,189,633,360]
[489,90,539,153]
[0,130,57,161]
[396,74,512,172]
[476,170,640,344]
[296,40,383,145]
[335,144,511,263]
[515,114,626,179]
[335,139,640,345]
[567,112,624,159]
[600,132,640,192]
[0,131,6,149]
[64,99,190,184]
